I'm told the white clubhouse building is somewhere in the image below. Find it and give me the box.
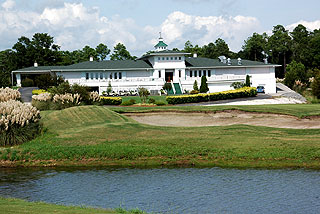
[13,37,279,94]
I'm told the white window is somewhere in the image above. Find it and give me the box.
[100,73,103,79]
[159,70,161,78]
[179,70,181,78]
[179,57,181,60]
[162,57,165,60]
[114,73,117,79]
[95,73,98,79]
[90,73,94,79]
[110,73,112,79]
[203,70,206,76]
[175,57,177,60]
[86,73,89,80]
[158,57,161,60]
[190,70,192,77]
[119,72,122,79]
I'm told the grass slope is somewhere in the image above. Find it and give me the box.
[1,105,320,168]
[0,197,115,214]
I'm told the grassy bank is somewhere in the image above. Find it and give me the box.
[1,105,320,168]
[111,103,320,118]
[0,197,146,214]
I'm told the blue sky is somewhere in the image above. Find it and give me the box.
[1,0,320,56]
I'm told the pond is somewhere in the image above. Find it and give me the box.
[1,167,320,213]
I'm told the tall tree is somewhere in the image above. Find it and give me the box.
[290,24,310,67]
[82,45,97,61]
[110,43,135,60]
[267,25,292,77]
[308,29,320,68]
[95,43,110,61]
[242,32,268,61]
[12,33,62,68]
[214,38,230,58]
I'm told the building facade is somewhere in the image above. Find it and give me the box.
[13,37,279,94]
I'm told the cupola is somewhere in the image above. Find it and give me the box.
[154,32,168,52]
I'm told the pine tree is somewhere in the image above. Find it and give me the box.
[200,76,209,93]
[193,80,199,91]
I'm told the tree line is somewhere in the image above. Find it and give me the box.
[1,24,320,88]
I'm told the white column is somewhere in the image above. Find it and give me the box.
[16,73,21,86]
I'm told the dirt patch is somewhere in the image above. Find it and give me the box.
[124,111,320,129]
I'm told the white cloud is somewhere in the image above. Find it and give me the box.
[1,1,320,57]
[286,20,320,32]
[159,11,260,51]
[1,0,15,11]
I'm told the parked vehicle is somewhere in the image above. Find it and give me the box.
[257,86,265,93]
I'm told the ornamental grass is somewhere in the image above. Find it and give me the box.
[0,87,21,102]
[0,100,41,146]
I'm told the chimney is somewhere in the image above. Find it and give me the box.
[89,56,94,62]
[227,58,231,65]
[237,58,242,65]
[193,53,197,58]
[34,62,38,67]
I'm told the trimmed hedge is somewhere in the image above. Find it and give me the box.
[100,96,122,105]
[166,87,257,104]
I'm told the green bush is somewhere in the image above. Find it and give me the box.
[166,87,257,104]
[120,98,135,106]
[148,98,156,104]
[71,84,90,104]
[284,61,308,89]
[155,101,166,106]
[21,78,34,87]
[31,100,51,111]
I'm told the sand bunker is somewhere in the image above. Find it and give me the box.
[124,111,320,129]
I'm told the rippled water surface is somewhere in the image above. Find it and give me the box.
[1,167,320,213]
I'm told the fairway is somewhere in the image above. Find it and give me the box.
[1,105,320,168]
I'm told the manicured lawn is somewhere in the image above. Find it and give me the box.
[0,197,146,214]
[121,95,167,104]
[1,104,320,168]
[111,103,320,118]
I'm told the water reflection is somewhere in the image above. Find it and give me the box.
[1,167,320,213]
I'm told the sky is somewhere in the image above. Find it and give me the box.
[1,0,320,57]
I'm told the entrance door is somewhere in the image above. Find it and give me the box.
[165,69,174,82]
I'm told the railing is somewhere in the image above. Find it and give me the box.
[185,75,245,81]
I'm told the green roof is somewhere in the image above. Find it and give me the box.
[154,41,168,48]
[13,65,67,72]
[14,60,152,72]
[65,60,152,70]
[185,57,277,68]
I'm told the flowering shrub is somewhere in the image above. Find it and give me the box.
[0,100,41,146]
[0,87,21,102]
[100,96,122,105]
[166,87,257,104]
[32,89,47,95]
